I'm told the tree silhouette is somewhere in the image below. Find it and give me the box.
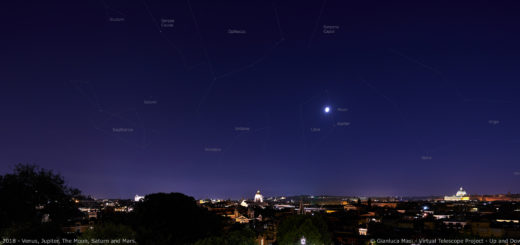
[0,164,82,238]
[131,192,225,245]
[193,228,256,245]
[79,223,136,245]
[277,214,332,245]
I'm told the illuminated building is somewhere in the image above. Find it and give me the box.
[240,199,249,207]
[472,194,517,202]
[371,202,397,208]
[254,190,263,202]
[444,187,470,201]
[134,195,144,202]
[235,215,250,224]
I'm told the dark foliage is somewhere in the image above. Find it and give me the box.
[277,214,332,245]
[131,192,225,245]
[0,164,82,238]
[193,228,256,245]
[79,223,136,245]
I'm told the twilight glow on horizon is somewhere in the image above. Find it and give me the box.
[1,0,520,199]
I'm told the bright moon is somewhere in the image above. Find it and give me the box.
[324,106,331,113]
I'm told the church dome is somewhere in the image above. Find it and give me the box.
[456,187,467,197]
[254,190,263,202]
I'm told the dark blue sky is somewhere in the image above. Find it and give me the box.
[1,0,520,199]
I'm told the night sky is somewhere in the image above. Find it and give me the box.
[1,0,520,199]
